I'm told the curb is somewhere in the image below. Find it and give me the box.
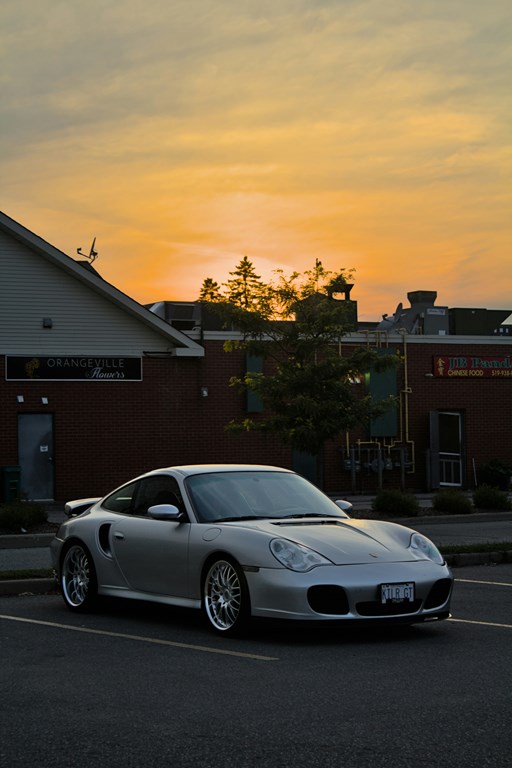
[0,533,55,549]
[0,578,57,596]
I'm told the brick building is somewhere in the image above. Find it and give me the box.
[1,211,511,500]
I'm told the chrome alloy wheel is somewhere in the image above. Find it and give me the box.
[204,559,247,632]
[61,543,95,609]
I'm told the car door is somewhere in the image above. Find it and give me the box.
[107,475,191,596]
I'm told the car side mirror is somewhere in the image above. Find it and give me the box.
[147,504,184,521]
[334,499,352,516]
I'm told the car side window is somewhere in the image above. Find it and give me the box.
[132,476,185,517]
[102,481,140,514]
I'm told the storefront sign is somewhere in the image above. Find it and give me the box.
[433,355,512,378]
[6,356,143,381]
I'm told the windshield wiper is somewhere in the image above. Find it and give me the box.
[216,515,267,522]
[216,513,342,522]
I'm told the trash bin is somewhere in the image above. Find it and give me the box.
[1,466,21,503]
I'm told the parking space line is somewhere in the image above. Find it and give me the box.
[449,617,512,630]
[0,614,279,661]
[456,578,512,587]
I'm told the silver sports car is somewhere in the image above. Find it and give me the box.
[50,465,453,635]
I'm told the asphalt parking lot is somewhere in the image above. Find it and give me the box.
[1,563,511,768]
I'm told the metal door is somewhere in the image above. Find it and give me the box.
[18,414,55,500]
[292,449,319,486]
[110,516,190,595]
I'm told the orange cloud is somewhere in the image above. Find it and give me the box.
[2,0,511,319]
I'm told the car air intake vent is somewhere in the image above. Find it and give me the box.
[424,578,452,609]
[307,585,350,615]
[356,599,422,616]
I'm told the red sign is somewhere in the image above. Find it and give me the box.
[433,355,512,378]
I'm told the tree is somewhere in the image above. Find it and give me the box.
[202,261,397,458]
[224,256,265,309]
[198,277,222,302]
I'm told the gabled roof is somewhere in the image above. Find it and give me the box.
[0,211,204,357]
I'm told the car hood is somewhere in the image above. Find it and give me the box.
[225,517,414,565]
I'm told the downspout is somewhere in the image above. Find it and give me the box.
[398,329,415,474]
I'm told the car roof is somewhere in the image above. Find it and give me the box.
[144,464,294,478]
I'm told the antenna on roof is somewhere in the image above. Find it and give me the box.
[77,237,98,263]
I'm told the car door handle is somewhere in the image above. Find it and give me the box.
[114,532,125,540]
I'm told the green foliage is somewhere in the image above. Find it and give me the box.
[432,489,473,515]
[230,355,393,454]
[473,484,512,511]
[371,490,420,518]
[478,460,512,490]
[0,502,47,532]
[201,259,398,455]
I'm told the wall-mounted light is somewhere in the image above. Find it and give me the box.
[17,395,24,403]
[424,373,434,378]
[42,318,53,328]
[200,386,209,398]
[41,397,49,405]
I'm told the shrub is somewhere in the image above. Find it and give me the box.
[478,460,512,490]
[372,490,420,518]
[473,484,512,511]
[0,502,47,532]
[432,489,473,515]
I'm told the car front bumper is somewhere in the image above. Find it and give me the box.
[245,559,453,622]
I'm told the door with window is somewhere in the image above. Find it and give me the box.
[429,411,464,488]
[18,414,55,500]
[104,475,190,595]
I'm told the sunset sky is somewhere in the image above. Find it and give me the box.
[2,0,511,320]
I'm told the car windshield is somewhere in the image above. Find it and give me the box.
[185,470,348,523]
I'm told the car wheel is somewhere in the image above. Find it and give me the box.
[60,542,98,612]
[203,558,250,635]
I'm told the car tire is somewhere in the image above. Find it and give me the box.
[60,541,98,612]
[203,557,250,635]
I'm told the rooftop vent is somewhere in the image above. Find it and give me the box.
[147,302,201,332]
[377,290,449,334]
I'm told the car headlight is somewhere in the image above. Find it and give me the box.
[270,538,333,572]
[409,533,444,565]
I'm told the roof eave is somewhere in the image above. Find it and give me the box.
[0,211,205,358]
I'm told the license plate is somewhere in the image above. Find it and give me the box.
[381,582,415,604]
